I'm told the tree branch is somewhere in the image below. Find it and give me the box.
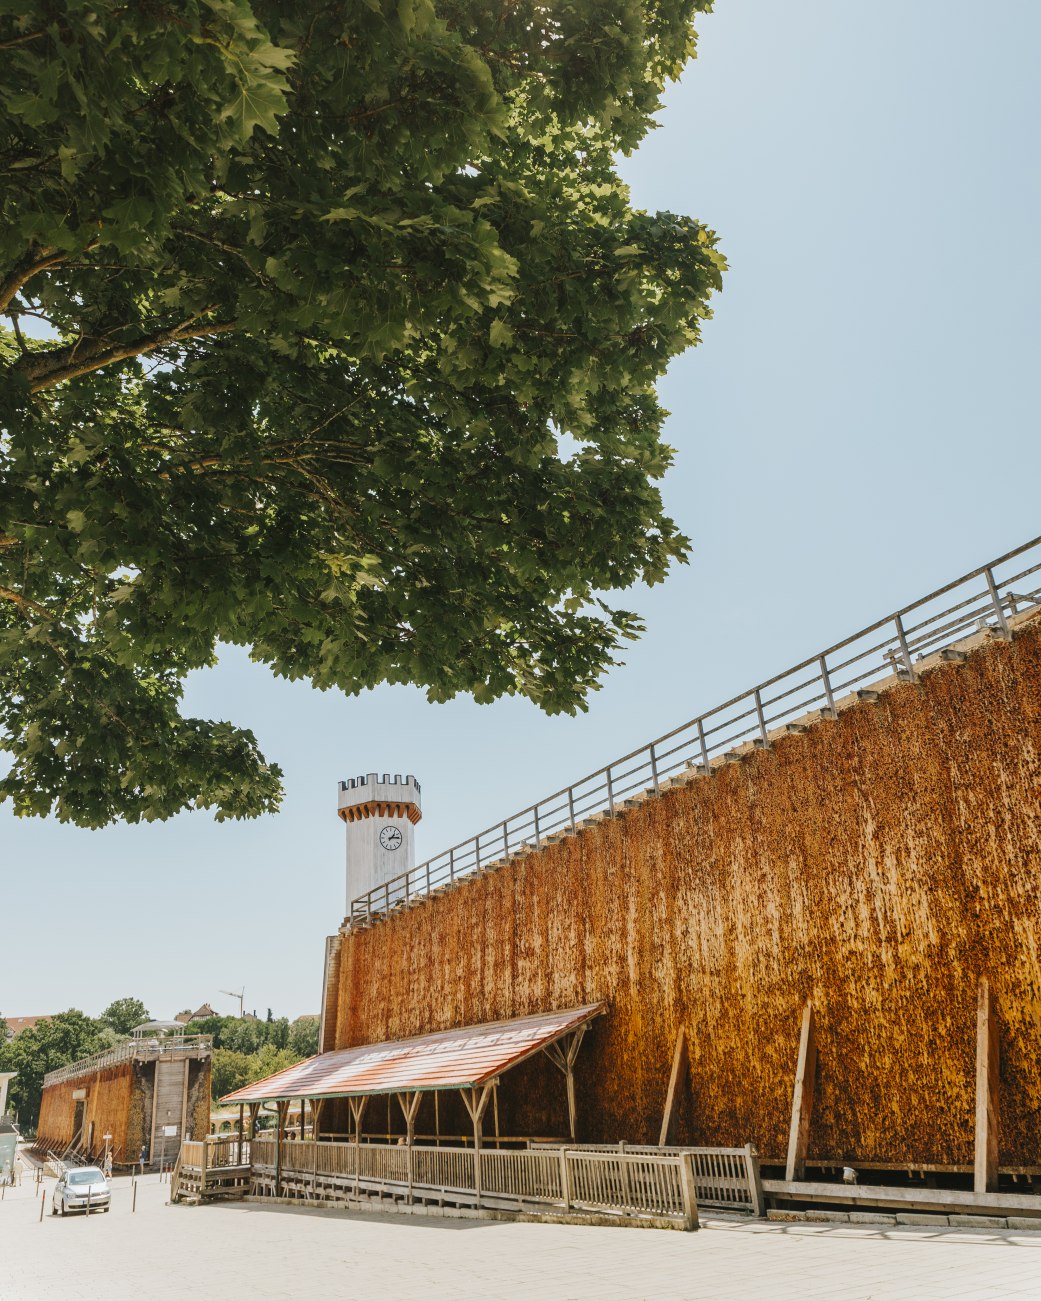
[0,247,66,314]
[15,313,238,392]
[0,584,49,616]
[0,29,45,49]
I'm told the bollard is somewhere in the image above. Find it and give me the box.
[132,1180,137,1214]
[86,1186,91,1216]
[39,1190,45,1222]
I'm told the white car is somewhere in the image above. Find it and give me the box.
[52,1167,111,1215]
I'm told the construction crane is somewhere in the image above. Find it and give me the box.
[220,987,245,1018]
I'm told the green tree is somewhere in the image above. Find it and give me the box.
[0,0,723,828]
[220,1019,265,1055]
[245,1044,300,1087]
[99,996,150,1036]
[0,1009,106,1131]
[289,1016,320,1058]
[210,1048,255,1101]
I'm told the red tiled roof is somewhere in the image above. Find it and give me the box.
[220,1003,606,1104]
[4,1015,53,1036]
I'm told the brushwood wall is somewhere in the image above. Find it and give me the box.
[330,618,1041,1166]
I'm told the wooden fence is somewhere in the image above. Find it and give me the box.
[248,1138,765,1228]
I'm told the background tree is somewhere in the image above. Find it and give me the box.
[0,0,723,827]
[0,1009,108,1131]
[289,1016,320,1058]
[99,996,150,1036]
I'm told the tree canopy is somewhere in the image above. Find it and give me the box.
[100,996,151,1036]
[0,1009,114,1129]
[0,0,723,827]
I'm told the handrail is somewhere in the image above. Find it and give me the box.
[350,534,1041,925]
[43,1035,212,1088]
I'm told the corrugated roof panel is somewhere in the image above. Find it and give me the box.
[220,1003,606,1104]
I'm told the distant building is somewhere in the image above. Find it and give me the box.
[174,1002,218,1026]
[37,1023,211,1170]
[3,1015,53,1040]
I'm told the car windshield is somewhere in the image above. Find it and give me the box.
[68,1169,103,1184]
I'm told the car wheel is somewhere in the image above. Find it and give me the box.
[51,1204,57,1216]
[58,1200,65,1216]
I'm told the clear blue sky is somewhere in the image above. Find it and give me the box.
[3,1,1039,1023]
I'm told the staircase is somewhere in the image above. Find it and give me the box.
[151,1058,188,1166]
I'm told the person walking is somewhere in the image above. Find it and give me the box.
[103,1151,113,1180]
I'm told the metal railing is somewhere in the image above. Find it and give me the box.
[351,534,1041,925]
[42,1035,212,1088]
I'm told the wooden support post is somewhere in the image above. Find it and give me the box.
[659,1028,690,1146]
[542,1027,587,1141]
[974,977,1000,1194]
[248,1103,260,1142]
[348,1096,368,1199]
[460,1084,492,1207]
[275,1101,290,1197]
[237,1104,244,1165]
[785,1000,817,1183]
[396,1091,422,1203]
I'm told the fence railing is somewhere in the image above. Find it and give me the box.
[249,1137,764,1226]
[42,1035,213,1088]
[532,1142,763,1214]
[350,534,1041,925]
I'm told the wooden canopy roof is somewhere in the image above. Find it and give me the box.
[220,1003,605,1104]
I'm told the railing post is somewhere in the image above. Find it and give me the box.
[618,1141,632,1209]
[984,567,1012,640]
[425,862,431,896]
[697,718,710,772]
[743,1143,765,1218]
[818,654,837,718]
[754,689,770,748]
[449,846,455,883]
[567,787,576,831]
[650,744,659,792]
[893,613,918,682]
[533,805,540,849]
[475,835,481,873]
[559,1147,572,1212]
[606,768,615,815]
[503,821,509,858]
[678,1152,700,1231]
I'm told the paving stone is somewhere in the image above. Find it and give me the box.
[1006,1217,1041,1231]
[6,1159,1041,1301]
[896,1213,950,1226]
[849,1211,897,1225]
[947,1214,1007,1228]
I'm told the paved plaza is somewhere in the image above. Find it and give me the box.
[3,1167,1041,1300]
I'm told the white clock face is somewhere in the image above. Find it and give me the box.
[379,825,403,851]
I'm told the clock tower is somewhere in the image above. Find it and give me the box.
[337,772,422,908]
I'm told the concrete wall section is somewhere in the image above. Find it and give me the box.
[332,619,1041,1167]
